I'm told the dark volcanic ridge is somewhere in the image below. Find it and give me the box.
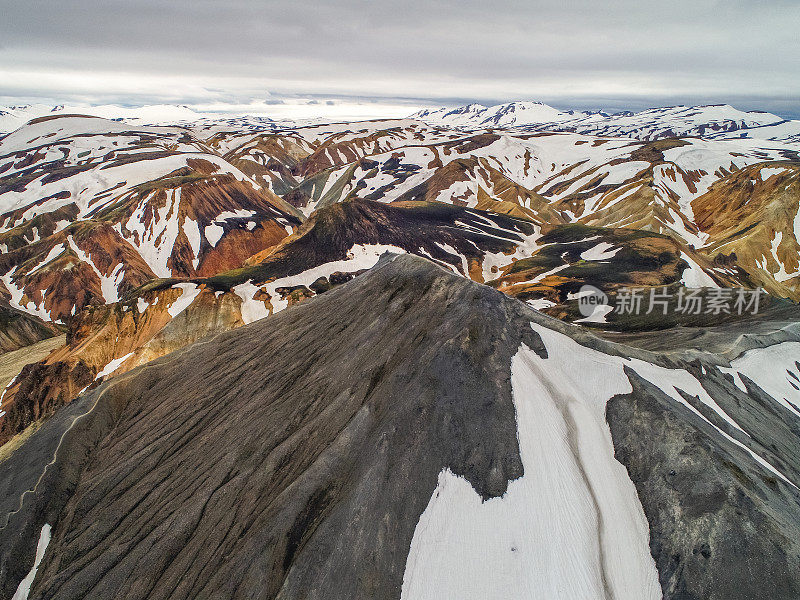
[0,254,799,600]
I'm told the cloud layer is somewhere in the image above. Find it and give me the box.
[1,0,798,118]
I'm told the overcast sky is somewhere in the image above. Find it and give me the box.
[1,0,798,119]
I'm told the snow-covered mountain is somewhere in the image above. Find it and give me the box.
[412,101,800,143]
[0,103,394,135]
[0,115,301,324]
[1,109,800,600]
[2,112,799,337]
[6,101,797,144]
[542,104,796,141]
[411,101,598,128]
[0,103,220,133]
[411,103,488,126]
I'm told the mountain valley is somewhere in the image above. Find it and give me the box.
[0,101,799,599]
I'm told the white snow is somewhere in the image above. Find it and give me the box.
[434,242,470,276]
[532,104,787,142]
[575,304,614,323]
[480,228,542,283]
[580,242,620,261]
[214,209,257,221]
[183,217,202,270]
[23,229,38,245]
[1,267,55,322]
[721,342,800,420]
[117,186,183,278]
[794,199,800,253]
[1,374,20,406]
[67,235,124,302]
[402,324,797,600]
[526,263,570,284]
[260,244,406,313]
[204,224,225,247]
[759,167,787,181]
[27,244,65,274]
[413,101,592,128]
[526,298,556,310]
[0,104,203,135]
[434,180,473,206]
[544,325,792,486]
[232,281,271,325]
[680,251,718,288]
[664,207,709,249]
[766,231,800,282]
[94,352,135,380]
[166,283,201,318]
[402,336,661,600]
[12,523,52,600]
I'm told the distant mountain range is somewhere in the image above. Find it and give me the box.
[0,103,291,134]
[412,101,599,127]
[3,100,799,144]
[412,101,800,142]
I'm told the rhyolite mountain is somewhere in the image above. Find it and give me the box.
[1,108,798,447]
[1,254,799,600]
[1,103,800,599]
[0,197,759,445]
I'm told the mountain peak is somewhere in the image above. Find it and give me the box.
[409,100,794,140]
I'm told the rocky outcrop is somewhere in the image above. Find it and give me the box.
[0,358,93,442]
[0,199,535,440]
[608,368,800,599]
[240,199,538,280]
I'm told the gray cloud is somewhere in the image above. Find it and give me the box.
[0,0,798,117]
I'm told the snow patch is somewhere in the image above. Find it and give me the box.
[28,244,65,274]
[680,252,718,288]
[95,352,135,380]
[434,242,470,276]
[12,524,51,600]
[760,167,787,181]
[67,236,124,303]
[402,336,661,600]
[575,304,613,324]
[183,217,202,270]
[262,244,406,313]
[402,324,797,599]
[580,242,620,261]
[1,267,54,322]
[166,283,201,318]
[232,281,271,325]
[526,298,556,310]
[204,224,225,247]
[721,342,800,420]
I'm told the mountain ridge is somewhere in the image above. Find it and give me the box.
[411,101,800,142]
[2,111,799,442]
[1,253,799,599]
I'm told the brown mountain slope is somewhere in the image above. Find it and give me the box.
[0,200,757,444]
[692,162,800,299]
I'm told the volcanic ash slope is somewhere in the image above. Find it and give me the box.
[0,254,799,600]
